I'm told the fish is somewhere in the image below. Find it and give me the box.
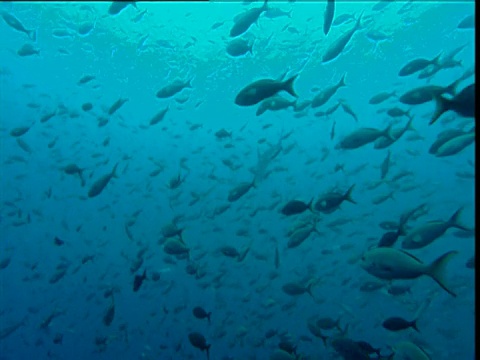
[188,332,211,359]
[430,84,475,125]
[282,281,315,298]
[108,98,128,115]
[434,131,475,157]
[156,78,192,98]
[1,12,36,40]
[380,150,391,179]
[193,306,211,323]
[374,117,415,149]
[360,247,458,296]
[323,0,335,35]
[399,78,460,105]
[391,341,431,360]
[17,43,40,56]
[256,95,296,116]
[149,106,169,126]
[401,208,469,249]
[108,1,136,16]
[103,296,115,326]
[322,11,363,63]
[264,7,292,19]
[78,75,96,85]
[339,100,358,122]
[336,124,393,149]
[133,269,147,292]
[398,53,441,76]
[87,163,118,198]
[382,316,419,332]
[226,38,253,57]
[228,180,255,202]
[314,185,356,213]
[235,74,298,106]
[281,199,313,216]
[369,91,396,105]
[457,14,474,29]
[230,0,268,37]
[311,73,346,108]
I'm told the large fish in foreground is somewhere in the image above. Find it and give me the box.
[322,10,363,63]
[235,74,298,106]
[430,83,475,125]
[360,247,458,297]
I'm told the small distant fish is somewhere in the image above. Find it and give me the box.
[281,199,313,216]
[17,43,40,56]
[156,78,192,98]
[108,98,128,115]
[193,306,211,323]
[87,163,118,198]
[78,75,96,85]
[383,316,419,332]
[133,269,147,292]
[369,90,396,105]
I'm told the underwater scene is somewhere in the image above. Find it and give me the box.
[0,1,475,359]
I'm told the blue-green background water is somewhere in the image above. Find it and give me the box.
[0,1,475,359]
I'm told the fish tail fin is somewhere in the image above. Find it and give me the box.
[411,319,420,332]
[426,250,458,297]
[383,123,395,140]
[207,312,212,324]
[356,10,365,30]
[406,116,416,132]
[307,197,314,211]
[283,74,298,98]
[446,77,461,96]
[339,73,347,87]
[305,281,315,299]
[260,0,268,12]
[344,184,356,204]
[432,51,442,65]
[430,94,451,125]
[206,344,211,360]
[448,207,469,230]
[320,334,328,347]
[29,29,37,41]
[111,162,119,178]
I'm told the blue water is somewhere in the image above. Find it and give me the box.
[0,1,475,359]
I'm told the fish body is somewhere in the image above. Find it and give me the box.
[399,80,459,105]
[193,306,211,323]
[108,98,128,115]
[435,132,475,157]
[1,12,36,40]
[337,124,393,149]
[314,185,355,213]
[228,180,255,202]
[322,11,363,63]
[17,43,39,56]
[369,91,396,105]
[256,95,296,116]
[87,163,118,198]
[133,270,146,292]
[230,0,268,37]
[311,73,346,108]
[149,106,169,126]
[156,79,192,98]
[401,208,469,249]
[281,199,313,216]
[382,316,418,332]
[188,332,211,359]
[398,53,441,76]
[226,38,253,57]
[323,0,335,35]
[235,74,298,106]
[360,247,458,296]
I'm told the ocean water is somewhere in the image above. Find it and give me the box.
[0,1,475,360]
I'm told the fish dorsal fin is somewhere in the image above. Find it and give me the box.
[398,249,423,264]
